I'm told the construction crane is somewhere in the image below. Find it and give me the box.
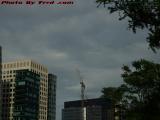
[76,69,85,107]
[76,69,96,120]
[76,68,86,120]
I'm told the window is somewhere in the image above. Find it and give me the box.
[18,81,25,86]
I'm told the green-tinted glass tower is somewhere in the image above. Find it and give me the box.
[13,70,40,120]
[48,74,57,120]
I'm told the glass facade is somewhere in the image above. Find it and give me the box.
[2,60,48,120]
[13,70,40,120]
[47,74,56,120]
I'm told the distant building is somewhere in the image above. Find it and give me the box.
[47,74,57,120]
[2,60,48,120]
[62,98,114,120]
[0,46,2,120]
[13,70,40,120]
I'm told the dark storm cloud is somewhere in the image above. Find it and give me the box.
[0,0,160,120]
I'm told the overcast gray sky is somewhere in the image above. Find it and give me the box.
[0,0,160,120]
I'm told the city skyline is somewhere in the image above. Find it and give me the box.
[0,0,160,119]
[1,34,160,120]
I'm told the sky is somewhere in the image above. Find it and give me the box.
[0,0,160,120]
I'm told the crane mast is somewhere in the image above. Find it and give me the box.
[80,80,85,107]
[76,69,86,120]
[76,69,96,120]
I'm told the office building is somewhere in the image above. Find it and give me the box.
[62,98,114,120]
[13,70,40,120]
[47,74,57,120]
[0,46,2,120]
[2,60,48,120]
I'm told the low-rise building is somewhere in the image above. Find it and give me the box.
[62,98,114,120]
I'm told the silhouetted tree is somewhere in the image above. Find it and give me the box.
[96,0,160,52]
[101,59,160,120]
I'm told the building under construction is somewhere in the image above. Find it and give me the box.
[62,98,114,120]
[62,69,125,120]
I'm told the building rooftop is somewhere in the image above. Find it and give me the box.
[64,98,112,108]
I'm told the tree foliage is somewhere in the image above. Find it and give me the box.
[101,59,160,120]
[101,87,123,103]
[96,0,160,52]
